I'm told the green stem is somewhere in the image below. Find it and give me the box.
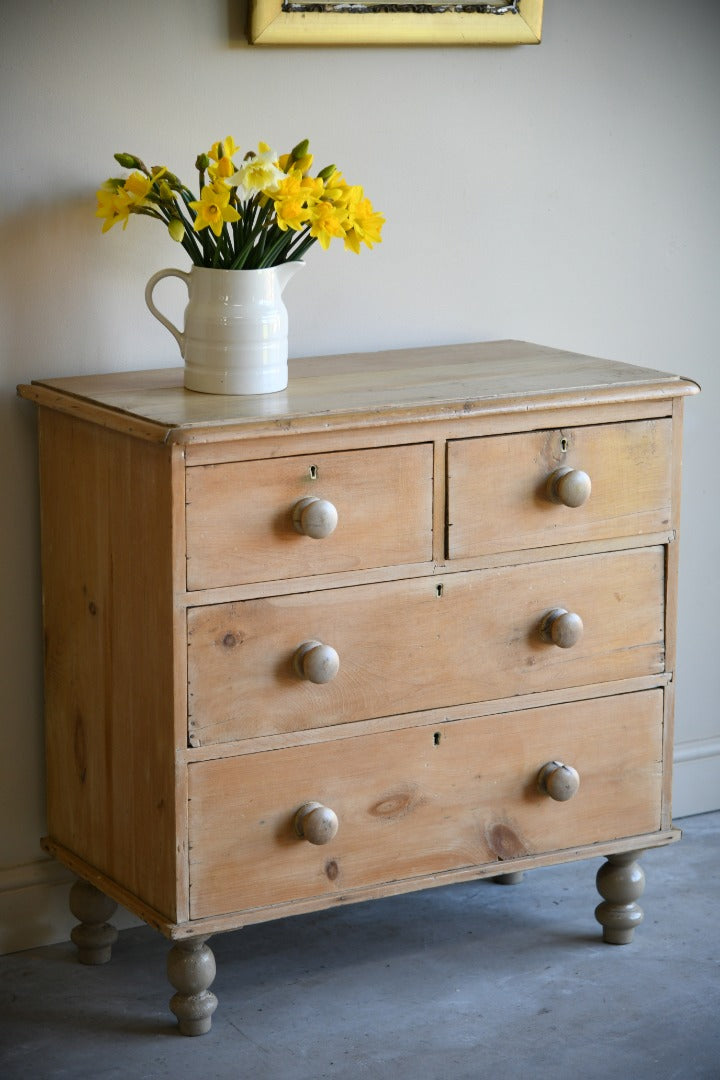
[182,228,204,265]
[173,190,207,264]
[154,196,204,264]
[257,228,296,268]
[226,231,259,270]
[286,231,317,262]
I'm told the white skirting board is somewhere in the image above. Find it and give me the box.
[672,739,720,818]
[0,859,140,957]
[2,744,718,957]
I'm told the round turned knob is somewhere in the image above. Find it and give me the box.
[538,761,581,802]
[292,496,338,539]
[294,801,339,845]
[540,607,584,649]
[293,640,340,684]
[546,467,591,508]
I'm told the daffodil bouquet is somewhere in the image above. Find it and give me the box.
[96,137,384,269]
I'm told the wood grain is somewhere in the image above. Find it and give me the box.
[187,547,665,746]
[186,442,433,589]
[37,409,182,920]
[448,418,672,558]
[19,341,698,445]
[187,690,663,920]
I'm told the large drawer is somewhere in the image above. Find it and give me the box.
[187,546,665,746]
[185,442,434,589]
[187,690,664,920]
[447,419,672,559]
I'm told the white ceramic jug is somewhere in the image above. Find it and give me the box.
[145,262,303,395]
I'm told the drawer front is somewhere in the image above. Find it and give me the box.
[187,547,665,746]
[186,443,433,590]
[188,690,663,920]
[447,419,672,559]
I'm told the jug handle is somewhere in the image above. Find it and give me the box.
[145,268,191,355]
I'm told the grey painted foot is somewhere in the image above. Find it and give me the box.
[167,936,218,1036]
[492,871,525,885]
[69,879,118,965]
[595,851,645,944]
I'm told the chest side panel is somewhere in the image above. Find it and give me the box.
[38,409,182,920]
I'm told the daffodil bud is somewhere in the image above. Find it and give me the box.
[168,218,185,243]
[291,139,310,160]
[195,153,210,171]
[317,164,336,181]
[158,181,174,201]
[160,170,183,190]
[114,152,148,172]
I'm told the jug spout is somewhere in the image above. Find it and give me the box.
[274,259,305,293]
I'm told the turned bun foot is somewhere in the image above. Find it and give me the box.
[492,871,525,885]
[167,936,218,1036]
[69,879,118,965]
[595,851,645,944]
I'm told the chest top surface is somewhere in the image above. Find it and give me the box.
[18,340,697,444]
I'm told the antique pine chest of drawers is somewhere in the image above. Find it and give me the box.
[19,340,698,1035]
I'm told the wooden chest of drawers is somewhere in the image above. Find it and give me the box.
[19,340,697,1035]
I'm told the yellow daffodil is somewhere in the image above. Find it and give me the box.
[278,150,314,176]
[95,184,132,232]
[275,197,309,233]
[343,192,385,253]
[322,170,353,209]
[272,169,325,233]
[124,168,165,206]
[208,156,236,180]
[308,200,346,250]
[274,169,323,204]
[207,138,239,180]
[188,182,241,237]
[209,137,240,163]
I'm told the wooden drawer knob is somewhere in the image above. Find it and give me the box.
[546,467,591,508]
[292,496,338,539]
[540,607,584,649]
[294,801,339,845]
[538,761,581,801]
[293,640,340,684]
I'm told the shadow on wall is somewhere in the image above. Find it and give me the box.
[0,195,177,386]
[227,0,251,45]
[0,194,181,871]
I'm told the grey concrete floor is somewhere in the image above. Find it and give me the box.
[1,812,718,1080]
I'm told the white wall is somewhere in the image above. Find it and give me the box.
[1,0,718,953]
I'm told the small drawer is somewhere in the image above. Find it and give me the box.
[187,690,663,920]
[447,419,672,559]
[187,546,665,746]
[186,442,433,590]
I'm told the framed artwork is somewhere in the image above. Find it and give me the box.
[249,0,543,46]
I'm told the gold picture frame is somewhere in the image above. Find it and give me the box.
[249,0,543,46]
